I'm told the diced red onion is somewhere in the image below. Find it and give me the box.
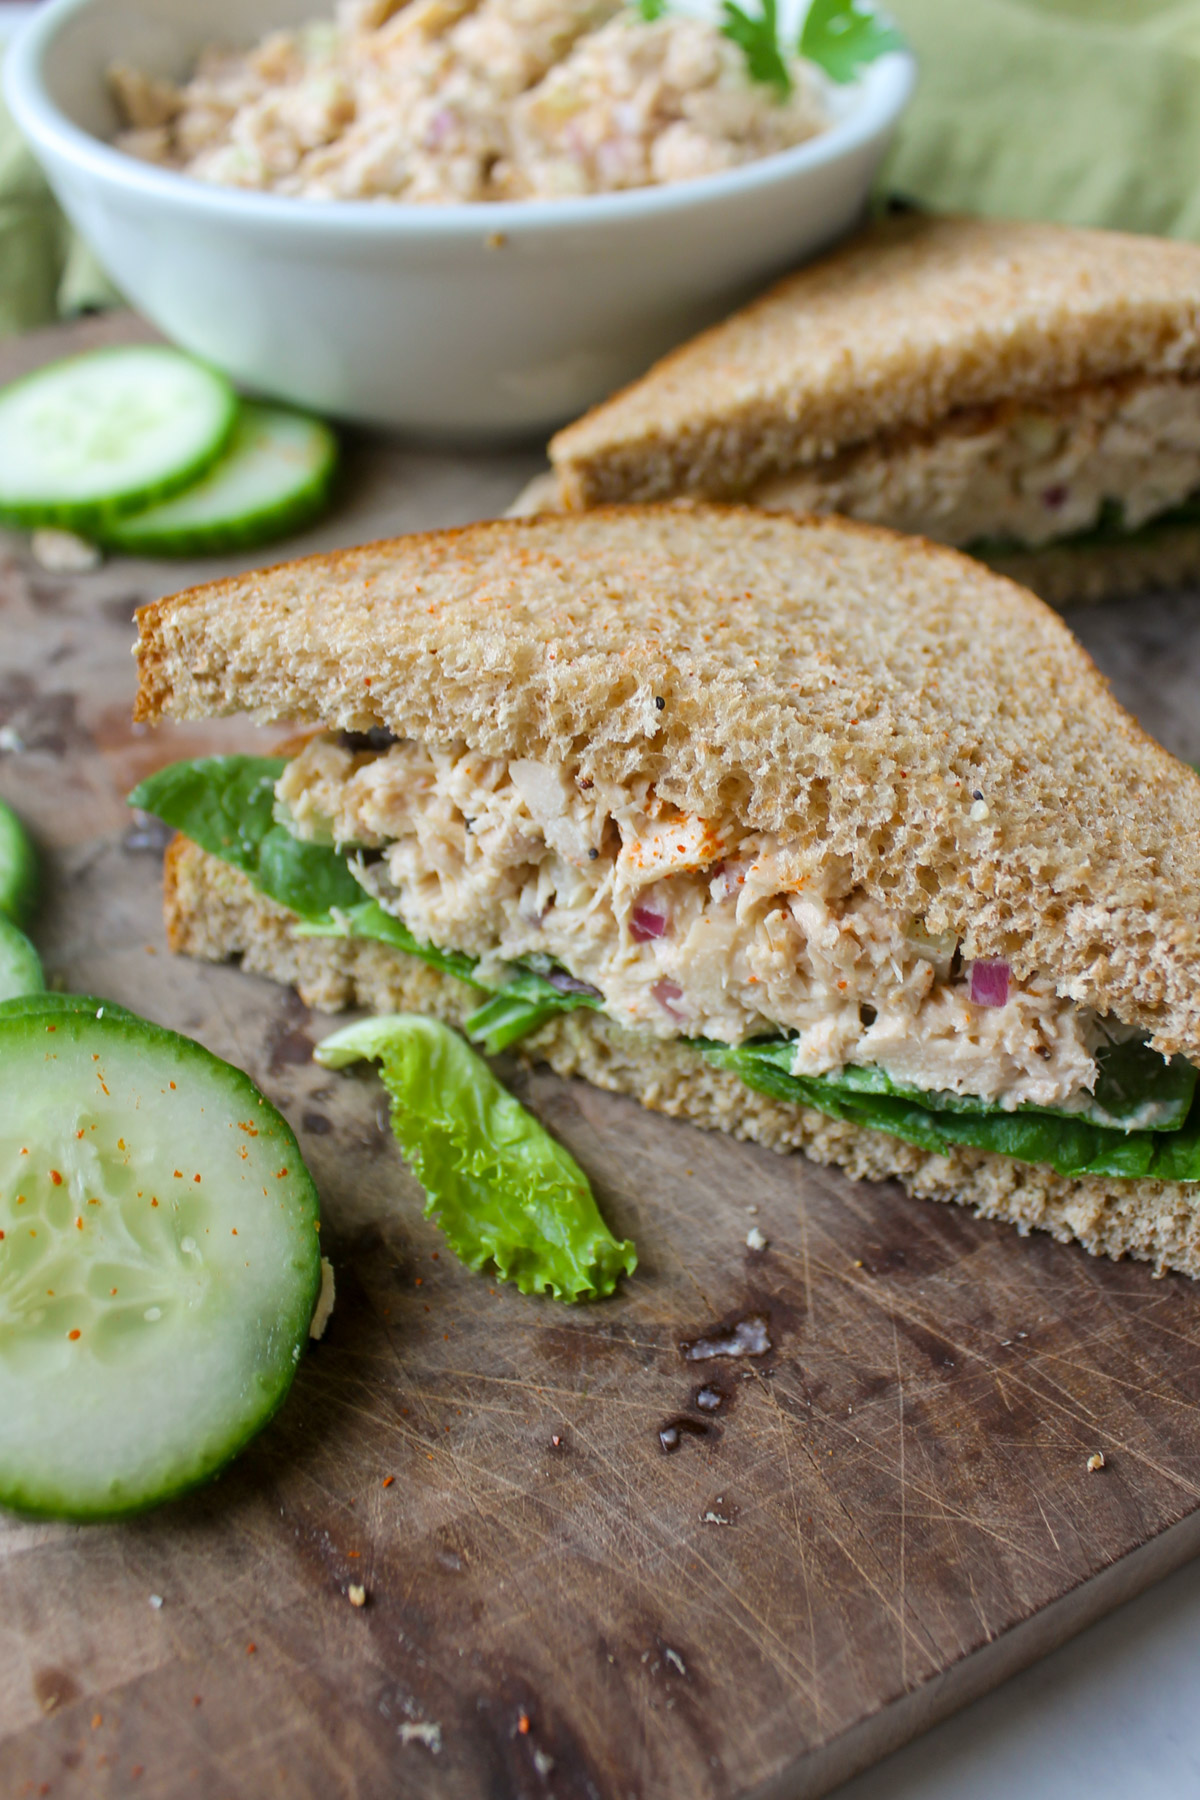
[652,979,685,1021]
[630,904,669,943]
[968,959,1010,1008]
[547,969,602,998]
[1041,484,1069,511]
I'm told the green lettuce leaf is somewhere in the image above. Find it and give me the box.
[799,0,905,83]
[315,1014,637,1300]
[701,1039,1200,1181]
[295,898,486,989]
[971,492,1200,561]
[128,755,362,920]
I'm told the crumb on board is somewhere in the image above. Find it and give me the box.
[310,1257,336,1338]
[31,527,102,573]
[347,1583,367,1607]
[398,1721,443,1753]
[148,1593,164,1609]
[746,1226,768,1252]
[1087,1451,1106,1472]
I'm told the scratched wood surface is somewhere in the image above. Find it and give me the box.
[7,316,1200,1800]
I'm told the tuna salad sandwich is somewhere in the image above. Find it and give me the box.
[520,214,1200,608]
[131,507,1200,1277]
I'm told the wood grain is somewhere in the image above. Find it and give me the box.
[5,316,1200,1800]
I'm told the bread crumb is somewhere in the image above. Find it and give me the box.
[31,528,102,573]
[348,1583,367,1607]
[1087,1451,1106,1472]
[398,1721,442,1752]
[309,1257,336,1338]
[746,1226,768,1251]
[148,1593,164,1609]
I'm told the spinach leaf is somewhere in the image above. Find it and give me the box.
[799,0,905,84]
[701,1039,1200,1180]
[296,899,486,988]
[315,1014,637,1300]
[129,755,362,921]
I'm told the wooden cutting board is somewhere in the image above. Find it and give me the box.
[6,315,1200,1800]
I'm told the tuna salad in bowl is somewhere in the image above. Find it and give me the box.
[6,0,913,435]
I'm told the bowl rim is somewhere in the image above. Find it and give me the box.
[5,0,916,238]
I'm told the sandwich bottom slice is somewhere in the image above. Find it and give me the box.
[133,508,1200,1282]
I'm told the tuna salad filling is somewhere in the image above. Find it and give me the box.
[278,733,1142,1118]
[108,0,831,203]
[747,373,1200,553]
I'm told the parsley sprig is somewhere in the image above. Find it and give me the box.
[799,0,905,83]
[722,0,792,95]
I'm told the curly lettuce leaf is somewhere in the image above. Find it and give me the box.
[799,0,905,82]
[128,755,362,921]
[702,1039,1200,1180]
[316,1015,636,1300]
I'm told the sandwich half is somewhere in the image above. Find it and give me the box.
[133,507,1200,1277]
[523,214,1200,608]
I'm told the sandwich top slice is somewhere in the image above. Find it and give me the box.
[134,507,1200,1277]
[530,215,1200,607]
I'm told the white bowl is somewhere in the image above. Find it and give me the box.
[5,0,914,439]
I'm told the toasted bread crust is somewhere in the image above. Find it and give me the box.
[166,838,1200,1281]
[548,215,1200,506]
[135,504,1200,1056]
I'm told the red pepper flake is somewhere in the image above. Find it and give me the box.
[76,1129,84,1139]
[91,1712,103,1728]
[414,1277,423,1287]
[231,1228,238,1236]
[193,1696,202,1707]
[431,1252,439,1261]
[0,1231,5,1240]
[517,1713,531,1734]
[276,1168,288,1179]
[150,1197,159,1207]
[382,1476,394,1488]
[246,1643,256,1655]
[68,1329,81,1341]
[173,1170,182,1179]
[347,1550,360,1558]
[193,1174,201,1184]
[76,1217,83,1231]
[49,1170,63,1186]
[132,1766,144,1779]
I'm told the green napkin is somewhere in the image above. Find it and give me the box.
[885,0,1200,238]
[0,64,119,340]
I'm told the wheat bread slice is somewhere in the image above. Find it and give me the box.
[165,836,1200,1280]
[134,504,1200,1058]
[548,214,1200,506]
[506,477,1200,610]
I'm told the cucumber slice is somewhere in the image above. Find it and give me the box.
[0,347,237,532]
[0,917,44,1002]
[0,800,37,928]
[0,993,133,1022]
[103,403,338,556]
[0,1011,321,1520]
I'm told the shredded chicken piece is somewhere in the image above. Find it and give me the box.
[278,736,1106,1110]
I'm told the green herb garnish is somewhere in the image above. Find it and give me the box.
[799,0,905,83]
[722,0,792,95]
